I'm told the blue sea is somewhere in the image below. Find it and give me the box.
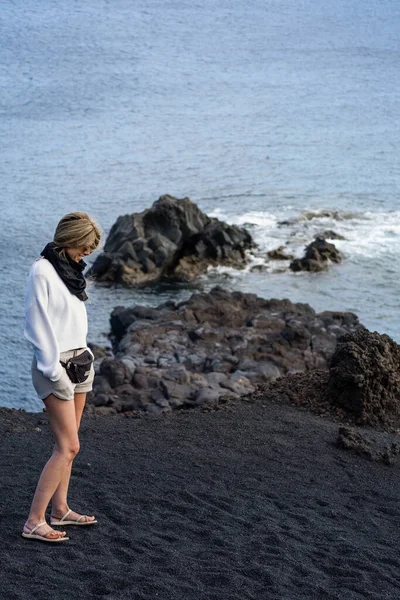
[1,0,399,411]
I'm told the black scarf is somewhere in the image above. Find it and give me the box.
[41,242,88,301]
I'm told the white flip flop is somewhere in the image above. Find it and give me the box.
[50,508,98,526]
[22,521,69,542]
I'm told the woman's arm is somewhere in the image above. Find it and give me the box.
[24,269,64,381]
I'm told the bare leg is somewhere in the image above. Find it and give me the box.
[50,392,95,524]
[23,394,80,539]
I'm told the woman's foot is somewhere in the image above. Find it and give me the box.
[23,520,67,541]
[50,507,97,525]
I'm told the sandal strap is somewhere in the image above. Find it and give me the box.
[50,510,94,523]
[29,521,47,535]
[59,509,72,522]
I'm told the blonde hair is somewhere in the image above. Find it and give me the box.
[54,212,101,257]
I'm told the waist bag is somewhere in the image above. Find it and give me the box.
[60,350,94,384]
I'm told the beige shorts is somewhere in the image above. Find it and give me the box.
[31,348,95,401]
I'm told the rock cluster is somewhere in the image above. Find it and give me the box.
[87,287,361,415]
[88,195,255,286]
[290,237,342,272]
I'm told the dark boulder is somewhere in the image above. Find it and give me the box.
[247,328,400,433]
[327,329,400,428]
[290,237,342,272]
[88,195,255,285]
[99,358,132,388]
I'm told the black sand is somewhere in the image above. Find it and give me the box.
[1,399,400,600]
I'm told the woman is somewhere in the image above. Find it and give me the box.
[22,212,101,542]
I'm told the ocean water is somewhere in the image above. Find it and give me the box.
[1,0,399,411]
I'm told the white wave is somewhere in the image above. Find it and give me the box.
[205,249,277,282]
[208,208,277,229]
[332,211,400,258]
[278,210,400,260]
[209,206,400,261]
[228,211,277,229]
[208,208,291,252]
[208,207,226,220]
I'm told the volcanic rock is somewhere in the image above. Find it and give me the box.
[253,327,400,433]
[87,287,361,413]
[326,329,400,429]
[88,195,255,285]
[290,237,342,272]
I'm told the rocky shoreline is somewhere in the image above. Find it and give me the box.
[86,286,361,416]
[82,285,400,439]
[88,196,345,287]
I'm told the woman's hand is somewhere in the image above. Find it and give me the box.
[51,369,75,401]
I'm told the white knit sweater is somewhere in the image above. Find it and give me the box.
[24,257,89,381]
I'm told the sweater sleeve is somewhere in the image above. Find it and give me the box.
[24,268,64,381]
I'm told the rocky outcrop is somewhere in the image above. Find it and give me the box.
[86,287,361,415]
[326,329,400,428]
[256,328,400,432]
[290,237,342,272]
[88,195,255,286]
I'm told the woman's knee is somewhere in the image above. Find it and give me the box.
[55,439,80,462]
[69,440,80,459]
